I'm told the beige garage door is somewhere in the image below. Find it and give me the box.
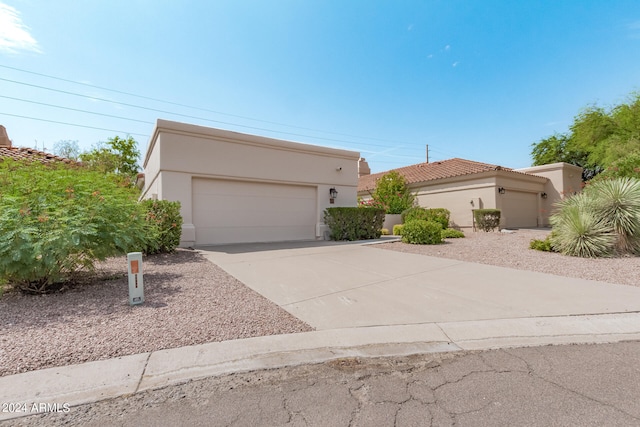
[501,191,538,228]
[192,178,317,245]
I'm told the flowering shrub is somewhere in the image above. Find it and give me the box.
[0,159,148,293]
[141,199,183,254]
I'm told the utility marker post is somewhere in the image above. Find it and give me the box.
[127,252,144,306]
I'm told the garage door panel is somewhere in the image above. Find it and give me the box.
[193,178,316,245]
[502,191,538,228]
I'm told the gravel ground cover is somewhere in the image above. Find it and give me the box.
[2,229,638,378]
[375,228,640,288]
[0,250,313,377]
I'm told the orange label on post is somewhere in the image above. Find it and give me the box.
[131,260,139,274]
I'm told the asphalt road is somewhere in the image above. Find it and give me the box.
[9,340,640,427]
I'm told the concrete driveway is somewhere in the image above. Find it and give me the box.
[199,240,640,330]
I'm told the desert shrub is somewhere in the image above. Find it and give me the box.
[401,207,450,230]
[324,207,385,241]
[549,178,640,257]
[586,177,640,253]
[550,193,616,258]
[401,220,443,245]
[380,228,390,235]
[141,199,183,254]
[393,224,404,236]
[473,209,501,232]
[529,235,554,252]
[442,228,464,238]
[402,207,429,223]
[426,208,450,230]
[0,159,148,293]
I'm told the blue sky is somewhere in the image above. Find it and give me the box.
[1,1,639,173]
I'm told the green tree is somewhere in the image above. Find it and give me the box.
[81,135,140,180]
[531,92,640,181]
[53,140,80,160]
[371,170,415,214]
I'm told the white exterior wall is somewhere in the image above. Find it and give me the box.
[142,120,359,246]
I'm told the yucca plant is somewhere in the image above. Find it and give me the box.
[587,177,640,254]
[550,193,616,258]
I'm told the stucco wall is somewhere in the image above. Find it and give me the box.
[516,163,583,226]
[142,120,360,246]
[358,170,548,229]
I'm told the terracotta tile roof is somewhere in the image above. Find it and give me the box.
[0,146,76,164]
[358,158,515,192]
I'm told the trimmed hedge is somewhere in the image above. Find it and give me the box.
[473,209,501,232]
[401,207,450,230]
[401,220,443,245]
[324,207,385,241]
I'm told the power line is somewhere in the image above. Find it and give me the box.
[0,95,155,125]
[0,64,417,146]
[0,112,149,138]
[0,77,405,150]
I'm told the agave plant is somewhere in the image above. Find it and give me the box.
[586,177,640,254]
[550,193,616,258]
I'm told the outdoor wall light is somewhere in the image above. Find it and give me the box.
[329,187,338,199]
[498,187,506,194]
[541,192,548,199]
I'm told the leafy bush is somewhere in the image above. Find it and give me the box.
[324,207,385,241]
[401,207,450,230]
[141,199,183,254]
[371,171,415,214]
[473,209,501,232]
[0,159,148,293]
[529,235,554,252]
[380,228,390,235]
[549,178,640,257]
[393,224,404,236]
[442,228,464,238]
[401,220,443,245]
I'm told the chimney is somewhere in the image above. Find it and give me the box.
[0,125,11,148]
[358,157,371,177]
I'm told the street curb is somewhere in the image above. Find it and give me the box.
[2,312,640,421]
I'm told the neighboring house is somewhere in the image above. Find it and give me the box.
[140,119,359,246]
[0,125,74,164]
[357,157,582,229]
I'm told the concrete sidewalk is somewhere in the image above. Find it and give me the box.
[3,238,640,421]
[3,313,640,421]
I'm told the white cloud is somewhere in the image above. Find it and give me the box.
[0,2,41,54]
[444,44,450,51]
[452,61,459,67]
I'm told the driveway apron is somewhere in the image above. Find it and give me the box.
[198,240,640,330]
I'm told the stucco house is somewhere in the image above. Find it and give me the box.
[357,157,582,229]
[140,119,360,246]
